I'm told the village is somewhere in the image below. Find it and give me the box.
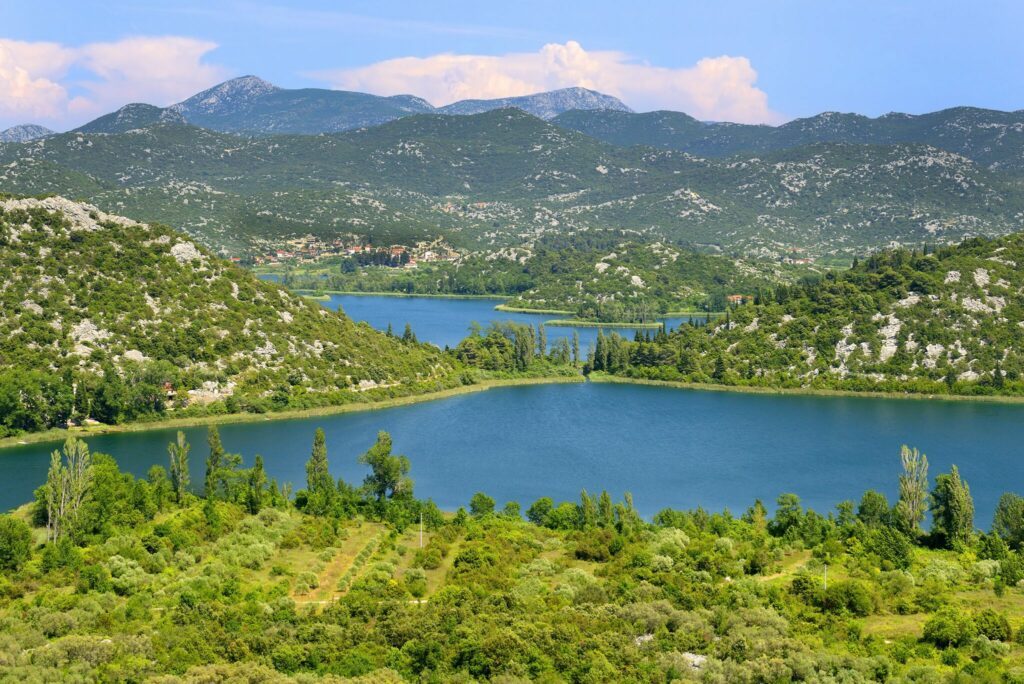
[244,235,462,269]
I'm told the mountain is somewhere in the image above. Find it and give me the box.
[167,75,435,134]
[72,78,633,136]
[74,103,186,134]
[438,87,632,119]
[1,110,1021,257]
[0,195,458,436]
[599,232,1024,397]
[0,124,54,143]
[554,106,1024,172]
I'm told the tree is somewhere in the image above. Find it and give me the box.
[857,490,891,527]
[168,431,190,504]
[305,428,336,515]
[572,330,580,367]
[469,492,495,517]
[537,324,547,359]
[44,437,93,542]
[359,431,412,502]
[895,445,929,536]
[147,465,171,511]
[246,455,267,514]
[993,493,1024,549]
[931,465,974,549]
[769,493,804,538]
[527,497,554,526]
[0,515,32,571]
[204,426,225,500]
[402,323,417,344]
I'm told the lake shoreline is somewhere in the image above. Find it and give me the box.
[589,373,1024,405]
[0,376,585,452]
[295,290,511,301]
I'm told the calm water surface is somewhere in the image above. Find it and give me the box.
[322,294,697,351]
[3,382,1022,523]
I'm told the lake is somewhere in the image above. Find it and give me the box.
[3,381,1023,524]
[321,294,699,351]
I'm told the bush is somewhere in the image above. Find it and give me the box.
[975,608,1012,642]
[864,526,913,569]
[822,580,874,616]
[923,608,977,648]
[0,515,32,571]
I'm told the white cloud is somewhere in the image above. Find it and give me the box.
[312,41,783,124]
[0,37,227,130]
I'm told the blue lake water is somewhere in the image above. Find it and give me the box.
[322,294,697,351]
[3,378,1023,525]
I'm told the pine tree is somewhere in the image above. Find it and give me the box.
[168,431,190,504]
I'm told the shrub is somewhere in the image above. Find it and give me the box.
[0,515,32,571]
[923,608,977,648]
[974,608,1012,642]
[864,526,913,569]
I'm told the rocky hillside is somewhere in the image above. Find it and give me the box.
[437,87,632,119]
[554,107,1024,173]
[609,233,1024,396]
[1,111,1020,257]
[0,197,458,436]
[0,124,54,143]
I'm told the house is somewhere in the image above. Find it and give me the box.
[726,294,751,305]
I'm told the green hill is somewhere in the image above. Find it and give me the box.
[0,196,459,437]
[591,232,1024,397]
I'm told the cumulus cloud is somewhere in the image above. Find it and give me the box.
[312,41,783,124]
[0,37,227,129]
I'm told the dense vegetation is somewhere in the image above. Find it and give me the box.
[2,109,1021,257]
[0,197,459,438]
[584,233,1024,397]
[3,431,1024,681]
[277,237,797,320]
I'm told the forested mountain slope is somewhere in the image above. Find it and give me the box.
[1,110,1020,257]
[595,233,1024,396]
[0,197,458,437]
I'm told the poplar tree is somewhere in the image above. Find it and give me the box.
[246,455,267,514]
[931,465,974,549]
[44,437,93,542]
[168,431,190,504]
[204,426,225,500]
[537,324,547,359]
[572,330,580,367]
[896,445,929,535]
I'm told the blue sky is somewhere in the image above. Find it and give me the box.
[3,0,1023,130]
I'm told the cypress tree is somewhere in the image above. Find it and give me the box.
[305,428,335,515]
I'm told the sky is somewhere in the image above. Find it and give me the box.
[2,0,1023,131]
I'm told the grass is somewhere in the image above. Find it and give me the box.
[0,376,585,452]
[588,373,1024,406]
